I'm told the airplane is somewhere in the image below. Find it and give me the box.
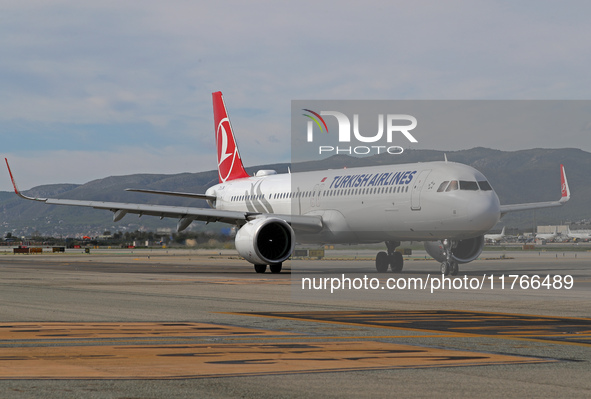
[484,226,506,243]
[566,226,591,242]
[5,91,572,276]
[535,226,559,241]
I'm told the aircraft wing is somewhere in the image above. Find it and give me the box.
[499,164,570,216]
[125,188,217,201]
[5,159,323,232]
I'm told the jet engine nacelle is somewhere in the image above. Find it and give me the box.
[424,236,485,264]
[235,217,295,265]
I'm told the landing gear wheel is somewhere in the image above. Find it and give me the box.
[450,262,459,276]
[376,251,389,273]
[390,252,404,273]
[269,263,282,274]
[440,262,450,276]
[254,264,267,274]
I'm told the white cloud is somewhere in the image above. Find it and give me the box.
[2,0,591,192]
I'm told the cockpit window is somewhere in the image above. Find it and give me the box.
[478,180,492,191]
[437,181,449,192]
[445,180,459,191]
[459,181,479,191]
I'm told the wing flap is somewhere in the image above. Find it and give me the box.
[125,188,216,201]
[43,198,248,225]
[42,198,323,231]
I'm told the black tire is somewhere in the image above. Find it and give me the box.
[450,262,459,276]
[376,251,389,273]
[254,264,267,273]
[390,252,404,273]
[440,262,449,275]
[269,263,282,273]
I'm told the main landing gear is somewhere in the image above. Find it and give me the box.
[254,263,283,274]
[440,239,459,276]
[375,241,404,273]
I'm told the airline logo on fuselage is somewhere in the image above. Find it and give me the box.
[329,170,417,189]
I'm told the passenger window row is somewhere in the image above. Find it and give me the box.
[230,185,411,202]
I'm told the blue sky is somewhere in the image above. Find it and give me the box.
[2,1,591,190]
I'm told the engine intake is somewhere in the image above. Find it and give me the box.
[424,236,484,264]
[235,218,295,265]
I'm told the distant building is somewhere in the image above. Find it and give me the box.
[537,225,568,234]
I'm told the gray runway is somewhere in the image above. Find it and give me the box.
[0,248,589,398]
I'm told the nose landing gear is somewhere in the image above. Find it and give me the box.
[440,239,459,276]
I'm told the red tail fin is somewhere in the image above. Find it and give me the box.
[560,164,570,202]
[212,91,249,183]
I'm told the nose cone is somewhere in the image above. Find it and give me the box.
[467,191,501,233]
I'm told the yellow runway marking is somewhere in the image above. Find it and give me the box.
[0,341,549,379]
[233,310,591,346]
[0,322,292,340]
[0,317,564,379]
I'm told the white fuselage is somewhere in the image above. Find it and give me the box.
[206,161,501,244]
[566,228,591,241]
[485,233,505,242]
[485,227,505,242]
[536,231,558,241]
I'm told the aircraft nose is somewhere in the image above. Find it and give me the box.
[467,192,501,231]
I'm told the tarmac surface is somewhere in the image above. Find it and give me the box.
[0,248,589,398]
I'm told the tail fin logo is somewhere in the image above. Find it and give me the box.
[560,164,568,197]
[559,164,570,203]
[217,117,236,181]
[216,116,246,183]
[213,91,249,183]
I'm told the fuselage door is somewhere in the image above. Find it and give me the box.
[310,184,319,207]
[410,169,432,210]
[317,183,325,207]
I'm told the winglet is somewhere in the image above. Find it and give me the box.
[4,159,45,201]
[5,158,20,195]
[559,164,570,203]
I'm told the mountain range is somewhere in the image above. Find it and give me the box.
[1,147,589,237]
